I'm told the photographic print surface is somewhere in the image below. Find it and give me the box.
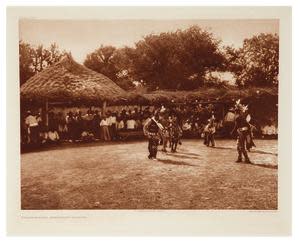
[6,6,292,236]
[19,18,279,210]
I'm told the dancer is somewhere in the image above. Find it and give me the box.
[169,117,182,153]
[203,118,216,147]
[143,112,164,160]
[245,114,256,152]
[160,115,172,152]
[231,100,252,163]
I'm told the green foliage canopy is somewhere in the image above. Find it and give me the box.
[225,33,279,87]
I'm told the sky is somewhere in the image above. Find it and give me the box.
[19,19,279,64]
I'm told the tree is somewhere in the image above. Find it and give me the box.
[84,45,135,90]
[84,45,118,80]
[226,33,279,87]
[19,41,65,85]
[125,26,226,90]
[31,43,65,73]
[19,41,35,86]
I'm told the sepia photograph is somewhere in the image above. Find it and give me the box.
[18,17,279,210]
[4,4,294,236]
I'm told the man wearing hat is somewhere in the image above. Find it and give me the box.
[231,100,251,163]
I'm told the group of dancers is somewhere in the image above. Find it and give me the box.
[143,100,255,164]
[143,112,183,160]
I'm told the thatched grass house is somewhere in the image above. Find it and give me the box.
[20,54,127,107]
[20,54,131,125]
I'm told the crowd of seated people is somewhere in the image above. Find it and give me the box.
[260,120,278,139]
[21,103,278,147]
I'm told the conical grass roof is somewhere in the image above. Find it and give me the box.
[20,54,127,104]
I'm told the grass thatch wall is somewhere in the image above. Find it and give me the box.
[141,86,278,105]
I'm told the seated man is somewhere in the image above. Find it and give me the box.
[47,130,60,144]
[81,131,95,142]
[261,122,277,139]
[182,120,192,131]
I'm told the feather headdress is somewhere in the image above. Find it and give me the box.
[235,99,248,113]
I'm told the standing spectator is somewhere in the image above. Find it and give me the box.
[48,111,58,132]
[57,112,67,141]
[109,112,117,140]
[126,115,136,130]
[106,111,113,138]
[25,110,39,145]
[75,111,83,141]
[36,112,43,127]
[116,116,125,131]
[66,111,76,142]
[85,110,95,133]
[92,110,101,139]
[21,114,28,145]
[100,116,111,141]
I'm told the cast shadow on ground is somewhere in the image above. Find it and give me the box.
[237,162,278,169]
[250,163,278,169]
[21,139,145,154]
[157,159,196,167]
[213,146,235,150]
[172,151,201,157]
[214,146,277,156]
[251,149,278,156]
[165,153,200,160]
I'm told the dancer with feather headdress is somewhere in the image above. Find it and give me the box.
[231,99,252,163]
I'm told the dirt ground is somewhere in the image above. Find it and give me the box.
[21,139,277,210]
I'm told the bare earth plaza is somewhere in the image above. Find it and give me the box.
[19,18,279,210]
[21,139,277,209]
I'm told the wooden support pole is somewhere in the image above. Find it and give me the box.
[222,103,225,119]
[102,100,107,116]
[45,99,49,127]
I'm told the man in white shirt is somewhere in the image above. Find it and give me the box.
[100,117,111,141]
[126,117,136,130]
[48,130,60,143]
[25,111,40,145]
